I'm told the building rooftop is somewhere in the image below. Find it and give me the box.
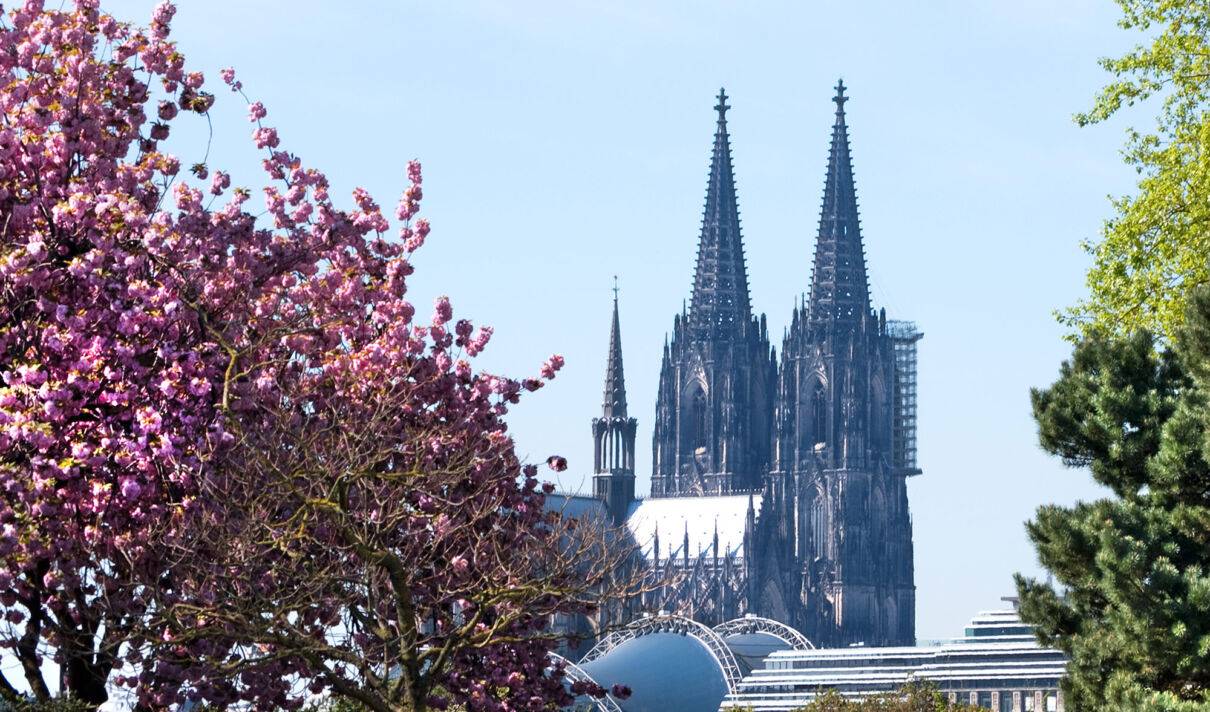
[623,493,759,561]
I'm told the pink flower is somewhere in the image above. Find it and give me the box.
[546,455,567,472]
[220,67,236,85]
[466,326,493,356]
[253,126,279,149]
[151,1,175,27]
[210,170,230,196]
[119,478,142,500]
[540,354,565,379]
[247,101,266,122]
[432,296,452,326]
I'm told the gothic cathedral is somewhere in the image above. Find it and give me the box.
[583,82,921,647]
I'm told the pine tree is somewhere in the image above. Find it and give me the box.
[1018,286,1210,711]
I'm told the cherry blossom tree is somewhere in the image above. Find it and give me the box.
[0,1,628,708]
[142,357,638,712]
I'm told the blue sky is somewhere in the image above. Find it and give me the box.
[108,0,1143,640]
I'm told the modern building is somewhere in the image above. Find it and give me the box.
[558,613,817,712]
[567,81,922,647]
[720,606,1067,711]
[555,605,1065,712]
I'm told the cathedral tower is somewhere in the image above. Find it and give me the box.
[592,283,637,524]
[774,81,918,646]
[651,89,777,497]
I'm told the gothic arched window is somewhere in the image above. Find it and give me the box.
[870,377,888,452]
[691,389,708,450]
[811,380,828,447]
[811,493,827,559]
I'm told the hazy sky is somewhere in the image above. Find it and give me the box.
[107,0,1143,640]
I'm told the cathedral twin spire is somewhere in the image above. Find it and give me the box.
[607,82,874,498]
[689,88,753,337]
[808,80,871,329]
[687,81,870,338]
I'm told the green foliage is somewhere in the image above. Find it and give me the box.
[1019,287,1210,710]
[791,683,983,711]
[1062,0,1210,340]
[301,699,374,712]
[0,698,95,712]
[299,697,467,712]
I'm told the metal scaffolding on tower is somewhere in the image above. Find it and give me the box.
[887,320,923,476]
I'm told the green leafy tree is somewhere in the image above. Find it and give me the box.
[1063,1,1210,339]
[0,699,93,712]
[790,683,983,711]
[1017,287,1210,710]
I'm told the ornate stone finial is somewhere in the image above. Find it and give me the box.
[714,87,730,120]
[833,79,847,111]
[612,274,619,302]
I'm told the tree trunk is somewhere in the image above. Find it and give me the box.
[63,651,109,708]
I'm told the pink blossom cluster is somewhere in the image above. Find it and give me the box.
[0,1,580,709]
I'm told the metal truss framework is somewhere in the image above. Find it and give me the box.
[712,615,816,650]
[547,653,625,712]
[579,614,745,694]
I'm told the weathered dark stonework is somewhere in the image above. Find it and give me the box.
[575,83,920,648]
[651,89,777,498]
[765,81,916,646]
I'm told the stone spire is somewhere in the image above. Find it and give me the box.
[601,276,627,419]
[689,88,753,336]
[808,79,870,329]
[592,282,638,523]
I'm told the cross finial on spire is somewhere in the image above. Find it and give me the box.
[612,275,619,302]
[714,87,730,120]
[833,79,847,111]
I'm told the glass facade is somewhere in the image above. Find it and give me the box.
[721,609,1067,712]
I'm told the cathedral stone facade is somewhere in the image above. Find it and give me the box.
[578,82,921,648]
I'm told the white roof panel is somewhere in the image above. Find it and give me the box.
[624,494,760,560]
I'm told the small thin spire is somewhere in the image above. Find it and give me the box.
[601,280,627,419]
